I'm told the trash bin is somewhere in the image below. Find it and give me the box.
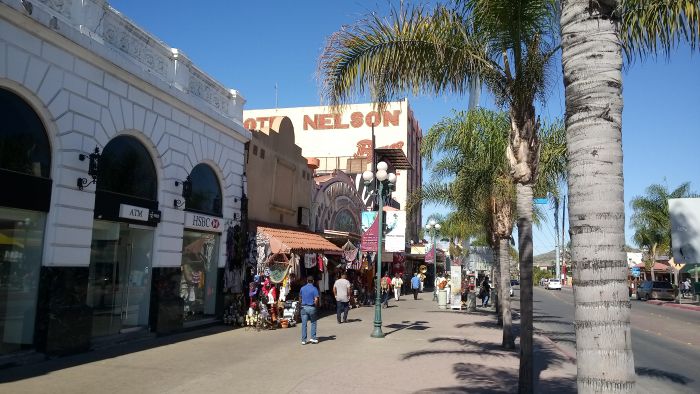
[438,289,448,309]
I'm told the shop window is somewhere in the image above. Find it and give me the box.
[0,89,51,178]
[333,209,358,233]
[180,230,219,322]
[260,149,265,159]
[252,145,258,156]
[187,164,222,216]
[0,207,45,355]
[97,136,157,200]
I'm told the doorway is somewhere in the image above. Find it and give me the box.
[88,221,153,337]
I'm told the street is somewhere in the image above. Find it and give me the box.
[528,286,700,393]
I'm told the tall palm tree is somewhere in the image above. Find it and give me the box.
[420,109,517,348]
[560,1,699,392]
[631,182,697,279]
[318,3,558,389]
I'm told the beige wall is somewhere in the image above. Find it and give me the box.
[244,100,423,242]
[246,117,312,228]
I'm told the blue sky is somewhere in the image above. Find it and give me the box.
[111,1,700,256]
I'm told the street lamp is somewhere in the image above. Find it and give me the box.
[425,219,441,301]
[362,161,397,339]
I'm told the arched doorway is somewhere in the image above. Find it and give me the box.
[0,88,52,355]
[88,135,159,338]
[180,163,223,324]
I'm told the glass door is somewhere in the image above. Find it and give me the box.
[88,221,153,337]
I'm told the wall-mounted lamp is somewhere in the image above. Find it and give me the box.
[174,176,192,208]
[77,147,101,190]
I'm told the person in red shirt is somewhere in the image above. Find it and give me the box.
[380,273,392,308]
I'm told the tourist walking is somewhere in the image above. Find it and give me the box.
[299,276,319,344]
[333,272,352,324]
[381,273,392,308]
[682,278,691,298]
[411,273,421,300]
[391,273,404,301]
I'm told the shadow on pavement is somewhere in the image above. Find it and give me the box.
[0,324,236,383]
[317,335,336,343]
[344,318,362,323]
[384,321,431,336]
[635,366,694,385]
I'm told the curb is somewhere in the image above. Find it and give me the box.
[537,334,576,363]
[644,299,700,311]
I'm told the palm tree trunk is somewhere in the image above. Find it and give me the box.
[561,1,636,392]
[516,183,534,393]
[499,237,515,349]
[493,247,502,326]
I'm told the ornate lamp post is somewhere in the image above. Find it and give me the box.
[362,161,397,339]
[425,219,441,301]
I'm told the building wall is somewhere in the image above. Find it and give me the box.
[244,100,422,241]
[246,117,312,227]
[0,0,248,354]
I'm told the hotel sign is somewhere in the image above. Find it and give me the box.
[184,212,223,233]
[244,110,401,131]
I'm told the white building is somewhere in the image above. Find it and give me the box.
[0,0,248,357]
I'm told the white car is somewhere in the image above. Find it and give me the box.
[547,279,562,290]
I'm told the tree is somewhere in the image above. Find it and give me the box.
[420,109,517,348]
[631,182,697,280]
[318,3,559,389]
[560,1,699,392]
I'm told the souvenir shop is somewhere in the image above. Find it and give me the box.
[236,226,342,330]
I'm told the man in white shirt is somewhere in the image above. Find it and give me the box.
[333,272,352,324]
[391,273,404,301]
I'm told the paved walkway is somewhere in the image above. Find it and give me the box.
[0,294,575,393]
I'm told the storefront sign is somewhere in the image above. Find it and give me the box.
[385,211,406,252]
[243,110,401,131]
[119,204,149,222]
[184,212,223,233]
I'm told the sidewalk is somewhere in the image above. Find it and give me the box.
[645,298,700,312]
[0,294,575,393]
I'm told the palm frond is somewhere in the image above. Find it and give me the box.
[318,4,505,111]
[620,0,700,62]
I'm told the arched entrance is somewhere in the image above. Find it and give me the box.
[0,88,52,355]
[87,135,159,337]
[180,163,223,324]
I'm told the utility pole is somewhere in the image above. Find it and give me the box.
[554,197,561,281]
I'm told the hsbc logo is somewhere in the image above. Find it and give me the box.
[185,212,224,233]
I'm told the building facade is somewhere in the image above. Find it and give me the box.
[244,100,423,244]
[0,0,248,358]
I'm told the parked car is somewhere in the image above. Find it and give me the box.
[540,278,550,287]
[547,279,562,290]
[511,279,520,286]
[636,281,675,301]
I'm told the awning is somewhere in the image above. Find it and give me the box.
[258,226,342,254]
[374,148,412,170]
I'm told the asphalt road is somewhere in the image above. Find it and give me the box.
[527,286,700,393]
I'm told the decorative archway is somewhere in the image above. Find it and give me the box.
[97,135,158,200]
[187,163,222,216]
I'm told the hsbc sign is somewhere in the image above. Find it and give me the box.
[184,212,224,233]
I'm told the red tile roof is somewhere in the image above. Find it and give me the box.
[258,226,342,254]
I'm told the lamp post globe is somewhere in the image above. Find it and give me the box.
[362,170,374,184]
[377,161,388,171]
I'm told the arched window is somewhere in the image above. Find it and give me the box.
[0,88,51,178]
[333,209,358,233]
[187,164,222,216]
[97,136,157,200]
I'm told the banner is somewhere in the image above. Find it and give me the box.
[450,264,462,309]
[361,211,379,252]
[384,211,406,252]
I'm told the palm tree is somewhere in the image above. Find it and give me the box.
[420,109,517,348]
[560,1,699,392]
[631,182,697,280]
[318,3,558,389]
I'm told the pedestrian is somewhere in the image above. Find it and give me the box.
[419,272,425,292]
[445,274,452,304]
[411,273,421,300]
[381,273,391,308]
[391,273,404,301]
[682,278,691,298]
[333,272,352,324]
[299,276,319,345]
[480,276,491,307]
